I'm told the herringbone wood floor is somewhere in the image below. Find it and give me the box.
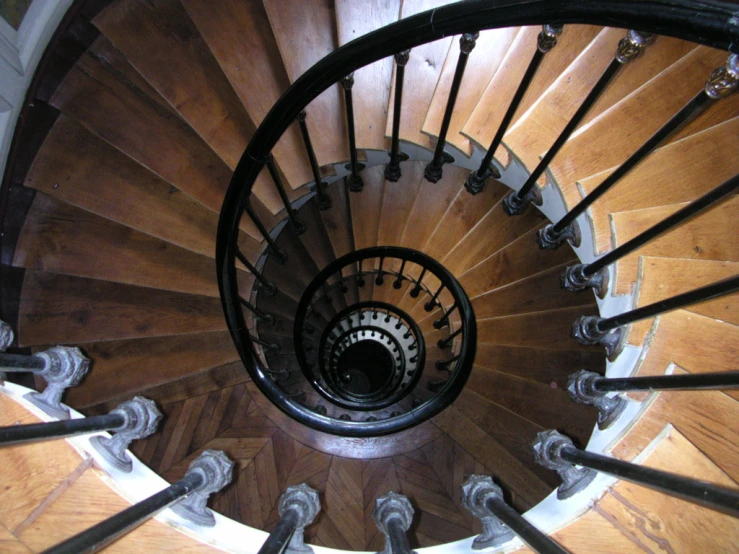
[131,380,505,549]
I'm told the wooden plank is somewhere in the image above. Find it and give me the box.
[550,46,738,199]
[24,116,225,259]
[13,194,221,297]
[599,428,739,553]
[324,457,365,549]
[377,161,425,247]
[383,0,453,150]
[157,393,210,473]
[422,27,520,156]
[505,27,623,173]
[16,468,219,552]
[350,166,385,250]
[335,0,399,151]
[320,181,355,258]
[458,222,575,297]
[627,257,738,345]
[18,271,226,346]
[362,459,401,547]
[63,332,238,409]
[611,196,739,295]
[582,117,739,253]
[263,0,346,168]
[477,305,601,350]
[181,0,313,189]
[0,394,84,532]
[471,263,597,318]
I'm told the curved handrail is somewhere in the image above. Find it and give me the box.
[217,0,737,437]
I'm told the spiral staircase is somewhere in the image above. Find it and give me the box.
[0,0,737,552]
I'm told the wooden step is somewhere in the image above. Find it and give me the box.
[350,165,385,250]
[48,37,272,240]
[85,360,250,416]
[17,271,227,346]
[475,343,605,388]
[610,196,739,295]
[463,366,597,448]
[581,117,739,253]
[627,257,738,345]
[504,27,623,173]
[377,161,424,246]
[422,27,520,156]
[383,0,453,151]
[294,199,341,275]
[471,263,596,319]
[263,0,346,167]
[335,0,400,151]
[181,0,314,189]
[24,115,227,259]
[599,427,739,553]
[320,182,355,259]
[13,193,221,297]
[478,305,600,350]
[440,193,546,276]
[458,222,576,297]
[462,25,602,158]
[550,46,739,199]
[632,311,738,402]
[61,332,239,409]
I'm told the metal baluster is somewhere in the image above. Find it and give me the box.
[257,484,320,554]
[372,492,415,554]
[265,154,306,234]
[434,302,458,329]
[297,110,331,210]
[568,369,739,429]
[466,25,563,195]
[410,267,427,297]
[376,257,385,285]
[385,50,411,182]
[538,53,739,250]
[436,354,460,372]
[427,377,449,392]
[251,335,281,355]
[44,451,234,553]
[393,259,407,289]
[240,297,275,326]
[341,73,365,192]
[571,275,739,358]
[236,249,277,295]
[503,30,656,216]
[424,33,479,183]
[0,337,89,420]
[244,202,287,263]
[561,174,739,295]
[424,284,444,311]
[462,475,569,552]
[357,259,366,287]
[438,326,463,349]
[534,429,739,516]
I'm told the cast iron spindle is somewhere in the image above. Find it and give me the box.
[386,50,411,182]
[244,202,287,263]
[297,110,331,210]
[240,297,275,326]
[235,249,277,295]
[424,33,479,183]
[466,24,563,195]
[341,73,365,192]
[265,154,306,234]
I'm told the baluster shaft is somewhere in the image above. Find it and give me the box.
[265,154,306,234]
[244,203,287,263]
[341,73,365,192]
[297,111,331,210]
[236,250,277,295]
[0,413,125,446]
[386,50,411,182]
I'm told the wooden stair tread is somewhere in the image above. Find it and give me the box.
[335,0,399,151]
[627,257,738,345]
[377,161,424,246]
[320,182,355,259]
[17,271,227,346]
[422,27,520,157]
[24,115,226,259]
[383,0,453,151]
[550,46,737,198]
[62,332,239,409]
[583,116,739,253]
[633,311,739,401]
[471,263,596,319]
[181,0,314,189]
[504,27,623,174]
[599,428,739,554]
[475,343,605,388]
[350,165,385,250]
[263,0,346,168]
[13,193,221,297]
[478,305,600,350]
[611,196,739,295]
[458,222,576,297]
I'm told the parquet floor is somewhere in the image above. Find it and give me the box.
[131,380,499,548]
